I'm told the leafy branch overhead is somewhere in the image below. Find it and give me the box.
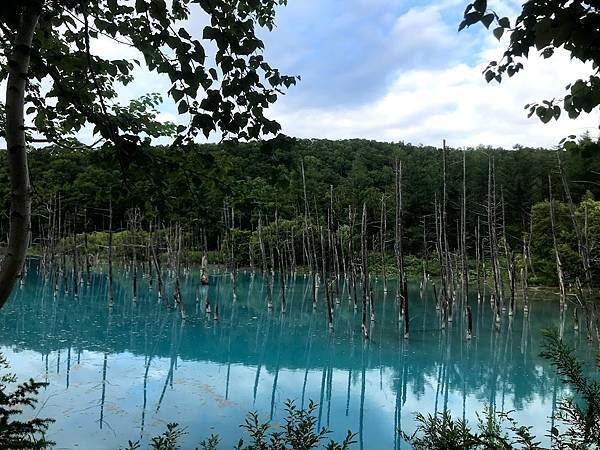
[459,0,600,124]
[0,0,299,151]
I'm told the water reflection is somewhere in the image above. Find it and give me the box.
[0,262,597,449]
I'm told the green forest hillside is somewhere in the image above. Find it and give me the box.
[3,135,600,285]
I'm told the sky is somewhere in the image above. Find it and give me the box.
[254,0,599,148]
[14,0,600,149]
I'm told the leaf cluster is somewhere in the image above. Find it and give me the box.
[0,0,297,159]
[0,353,54,450]
[459,1,600,125]
[123,400,356,450]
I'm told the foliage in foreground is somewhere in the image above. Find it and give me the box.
[403,329,600,449]
[0,353,54,449]
[121,400,355,450]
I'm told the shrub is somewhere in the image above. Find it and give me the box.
[123,400,355,450]
[403,329,600,450]
[0,353,54,449]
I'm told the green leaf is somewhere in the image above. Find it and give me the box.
[178,28,191,40]
[493,27,504,40]
[481,13,494,29]
[171,89,184,103]
[178,100,188,114]
[34,112,46,129]
[537,106,554,123]
[463,12,482,27]
[473,0,486,13]
[553,105,561,119]
[135,0,147,13]
[498,17,510,28]
[534,18,553,50]
[203,26,220,40]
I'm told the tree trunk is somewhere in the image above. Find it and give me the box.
[548,176,567,311]
[0,8,40,308]
[108,204,114,307]
[557,150,592,292]
[461,150,468,300]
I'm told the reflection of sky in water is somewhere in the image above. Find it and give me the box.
[0,262,597,449]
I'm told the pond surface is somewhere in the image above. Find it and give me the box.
[0,261,597,449]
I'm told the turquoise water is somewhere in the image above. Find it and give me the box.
[0,261,597,449]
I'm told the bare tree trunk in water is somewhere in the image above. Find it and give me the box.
[72,214,79,299]
[549,176,567,312]
[360,203,369,339]
[475,217,482,302]
[441,141,453,320]
[522,231,530,315]
[0,7,41,308]
[380,194,387,294]
[487,156,502,326]
[461,151,468,301]
[108,203,114,307]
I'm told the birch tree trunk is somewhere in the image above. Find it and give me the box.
[0,7,41,308]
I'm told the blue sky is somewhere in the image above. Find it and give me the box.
[246,0,598,147]
[47,0,600,149]
[259,0,480,109]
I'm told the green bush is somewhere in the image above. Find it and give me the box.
[404,329,600,449]
[0,353,54,449]
[122,400,355,450]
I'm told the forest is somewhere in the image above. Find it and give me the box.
[5,134,600,287]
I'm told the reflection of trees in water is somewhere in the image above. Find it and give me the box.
[0,266,582,439]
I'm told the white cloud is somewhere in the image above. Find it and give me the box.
[271,45,599,148]
[3,1,596,150]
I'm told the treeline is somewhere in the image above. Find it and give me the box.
[2,135,600,285]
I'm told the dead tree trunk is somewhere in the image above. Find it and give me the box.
[380,194,388,294]
[72,215,79,299]
[275,210,286,313]
[395,159,408,327]
[129,209,139,302]
[522,231,530,315]
[151,222,165,301]
[84,209,91,286]
[487,156,502,325]
[548,176,567,311]
[475,217,482,302]
[173,225,186,320]
[360,203,369,339]
[501,191,516,316]
[258,214,273,309]
[108,203,114,307]
[325,212,334,329]
[348,206,358,310]
[422,216,429,294]
[466,305,473,340]
[557,151,592,292]
[434,197,448,319]
[461,150,468,301]
[441,142,453,320]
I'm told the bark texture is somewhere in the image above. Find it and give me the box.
[0,7,40,308]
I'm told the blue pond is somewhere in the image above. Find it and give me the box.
[0,261,597,449]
